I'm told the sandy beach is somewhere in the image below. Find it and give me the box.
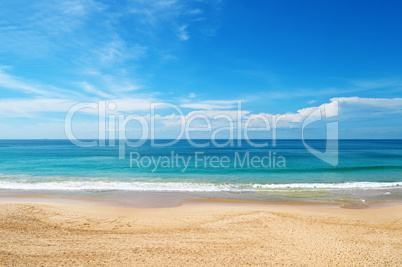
[0,201,401,266]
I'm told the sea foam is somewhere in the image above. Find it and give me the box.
[0,180,400,192]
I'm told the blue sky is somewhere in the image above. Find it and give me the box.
[0,0,401,139]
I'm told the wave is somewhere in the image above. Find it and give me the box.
[231,166,402,173]
[0,181,400,192]
[320,166,402,171]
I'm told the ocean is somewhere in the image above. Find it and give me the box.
[0,139,401,207]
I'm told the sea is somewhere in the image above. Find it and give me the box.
[0,139,401,208]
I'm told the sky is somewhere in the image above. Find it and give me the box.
[0,0,401,139]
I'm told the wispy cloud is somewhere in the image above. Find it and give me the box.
[0,68,82,98]
[0,0,105,57]
[84,69,143,94]
[0,98,77,117]
[1,94,401,140]
[177,24,189,40]
[91,36,148,66]
[0,97,159,117]
[245,97,402,128]
[181,100,242,110]
[0,0,224,109]
[127,0,222,41]
[350,79,402,90]
[77,81,113,98]
[254,78,402,100]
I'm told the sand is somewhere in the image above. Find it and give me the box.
[0,201,401,266]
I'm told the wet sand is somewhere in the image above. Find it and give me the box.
[0,201,401,266]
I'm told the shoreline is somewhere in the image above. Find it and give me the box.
[1,200,401,265]
[1,191,401,209]
[186,197,402,209]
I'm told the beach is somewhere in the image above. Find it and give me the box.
[1,200,401,266]
[0,139,401,266]
[2,0,402,265]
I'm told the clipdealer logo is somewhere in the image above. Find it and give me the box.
[129,151,286,172]
[64,100,338,166]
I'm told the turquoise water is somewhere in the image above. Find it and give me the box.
[0,140,401,194]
